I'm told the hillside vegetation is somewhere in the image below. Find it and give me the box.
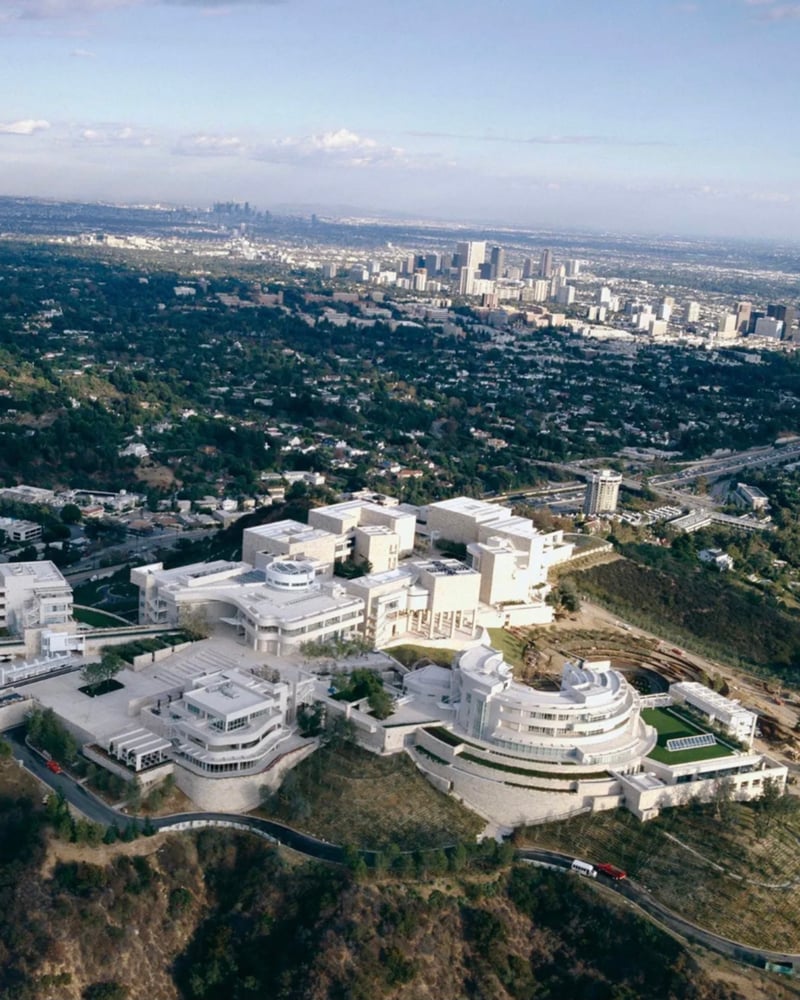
[525,799,800,952]
[1,746,797,1000]
[569,548,800,681]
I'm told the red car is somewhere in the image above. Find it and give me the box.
[596,862,626,880]
[45,760,62,774]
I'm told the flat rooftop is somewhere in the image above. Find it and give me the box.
[24,639,278,742]
[186,673,269,716]
[0,560,69,585]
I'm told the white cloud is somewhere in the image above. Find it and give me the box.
[79,124,153,147]
[0,119,50,135]
[174,133,246,156]
[70,48,95,57]
[255,128,405,167]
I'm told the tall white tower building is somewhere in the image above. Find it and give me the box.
[584,469,622,516]
[456,241,486,276]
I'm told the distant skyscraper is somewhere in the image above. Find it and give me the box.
[584,469,622,516]
[456,241,486,276]
[522,256,535,280]
[565,258,581,277]
[458,266,475,296]
[556,284,575,306]
[489,245,505,280]
[532,279,550,302]
[754,316,783,339]
[735,301,752,334]
[539,249,553,278]
[769,304,795,339]
[686,301,701,323]
[425,252,441,275]
[400,253,416,276]
[717,313,737,338]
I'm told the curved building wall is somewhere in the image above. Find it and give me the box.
[451,646,654,767]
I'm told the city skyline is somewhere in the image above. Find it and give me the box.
[1,0,800,239]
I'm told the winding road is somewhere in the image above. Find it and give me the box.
[6,727,798,975]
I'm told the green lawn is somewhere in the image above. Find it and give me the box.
[73,605,133,628]
[486,627,526,668]
[387,644,458,668]
[642,706,735,764]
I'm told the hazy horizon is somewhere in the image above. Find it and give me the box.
[1,0,799,241]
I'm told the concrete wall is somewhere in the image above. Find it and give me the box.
[0,695,33,731]
[174,742,316,812]
[622,758,789,822]
[409,744,618,826]
[129,641,193,671]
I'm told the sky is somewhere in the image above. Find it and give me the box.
[1,0,799,239]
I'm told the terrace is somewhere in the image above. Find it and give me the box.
[642,706,738,764]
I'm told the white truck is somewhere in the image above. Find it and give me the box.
[570,859,597,878]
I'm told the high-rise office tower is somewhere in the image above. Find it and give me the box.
[425,252,441,275]
[400,253,416,276]
[769,304,795,339]
[584,469,622,516]
[456,241,487,276]
[735,301,752,334]
[489,245,505,280]
[522,256,535,279]
[755,317,783,339]
[458,266,475,296]
[539,249,553,278]
[565,259,581,277]
[686,301,701,323]
[532,279,550,302]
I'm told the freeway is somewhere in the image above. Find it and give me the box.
[6,727,799,973]
[649,442,800,489]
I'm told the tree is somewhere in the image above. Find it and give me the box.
[367,686,394,720]
[297,702,325,737]
[60,503,82,524]
[81,648,124,691]
[179,605,210,640]
[710,775,735,821]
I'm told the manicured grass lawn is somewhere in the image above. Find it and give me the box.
[387,644,459,668]
[642,707,735,764]
[73,605,133,628]
[487,627,526,668]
